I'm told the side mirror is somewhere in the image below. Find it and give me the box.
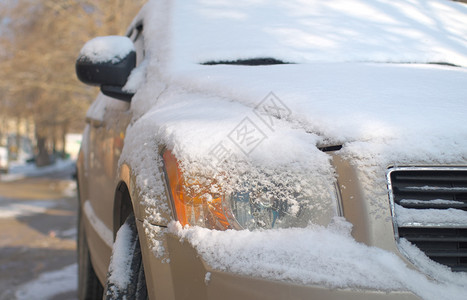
[76,36,136,102]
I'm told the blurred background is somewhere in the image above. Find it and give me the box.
[0,0,145,167]
[0,1,146,299]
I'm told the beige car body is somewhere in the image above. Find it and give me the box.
[77,106,423,299]
[76,2,467,299]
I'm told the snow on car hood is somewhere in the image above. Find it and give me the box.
[170,62,467,150]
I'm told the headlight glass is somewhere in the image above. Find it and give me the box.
[225,188,313,230]
[163,150,339,230]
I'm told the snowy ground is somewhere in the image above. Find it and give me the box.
[14,264,78,300]
[0,160,78,300]
[0,159,76,183]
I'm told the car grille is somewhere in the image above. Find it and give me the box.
[387,167,467,272]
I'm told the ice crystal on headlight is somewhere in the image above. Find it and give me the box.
[169,154,339,230]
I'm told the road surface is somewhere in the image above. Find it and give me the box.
[0,176,78,299]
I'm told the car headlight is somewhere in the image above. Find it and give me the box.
[163,150,340,230]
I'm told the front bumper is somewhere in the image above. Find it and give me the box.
[137,219,420,300]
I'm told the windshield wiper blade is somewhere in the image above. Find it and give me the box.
[428,62,460,67]
[202,57,289,66]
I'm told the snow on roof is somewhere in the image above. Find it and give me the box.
[169,0,467,67]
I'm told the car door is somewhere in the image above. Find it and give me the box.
[80,24,144,280]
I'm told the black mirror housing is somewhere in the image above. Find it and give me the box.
[76,35,137,101]
[101,85,134,102]
[76,51,136,87]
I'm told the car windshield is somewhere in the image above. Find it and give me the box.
[169,0,467,67]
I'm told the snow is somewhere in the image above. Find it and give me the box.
[399,199,465,206]
[144,220,168,259]
[0,200,56,219]
[79,36,135,64]
[406,186,467,191]
[0,159,76,182]
[395,204,467,227]
[169,219,467,300]
[0,160,77,218]
[63,181,77,198]
[123,58,149,93]
[107,222,133,293]
[96,0,467,296]
[169,0,467,68]
[121,92,340,230]
[0,164,76,221]
[59,227,78,239]
[165,62,467,147]
[120,0,467,180]
[0,158,78,298]
[15,264,77,300]
[204,272,211,285]
[399,238,467,287]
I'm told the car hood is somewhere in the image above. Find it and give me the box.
[170,62,467,149]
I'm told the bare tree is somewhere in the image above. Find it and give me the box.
[0,0,146,166]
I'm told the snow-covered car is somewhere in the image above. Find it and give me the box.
[75,1,467,299]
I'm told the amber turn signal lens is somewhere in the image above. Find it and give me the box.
[163,150,231,230]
